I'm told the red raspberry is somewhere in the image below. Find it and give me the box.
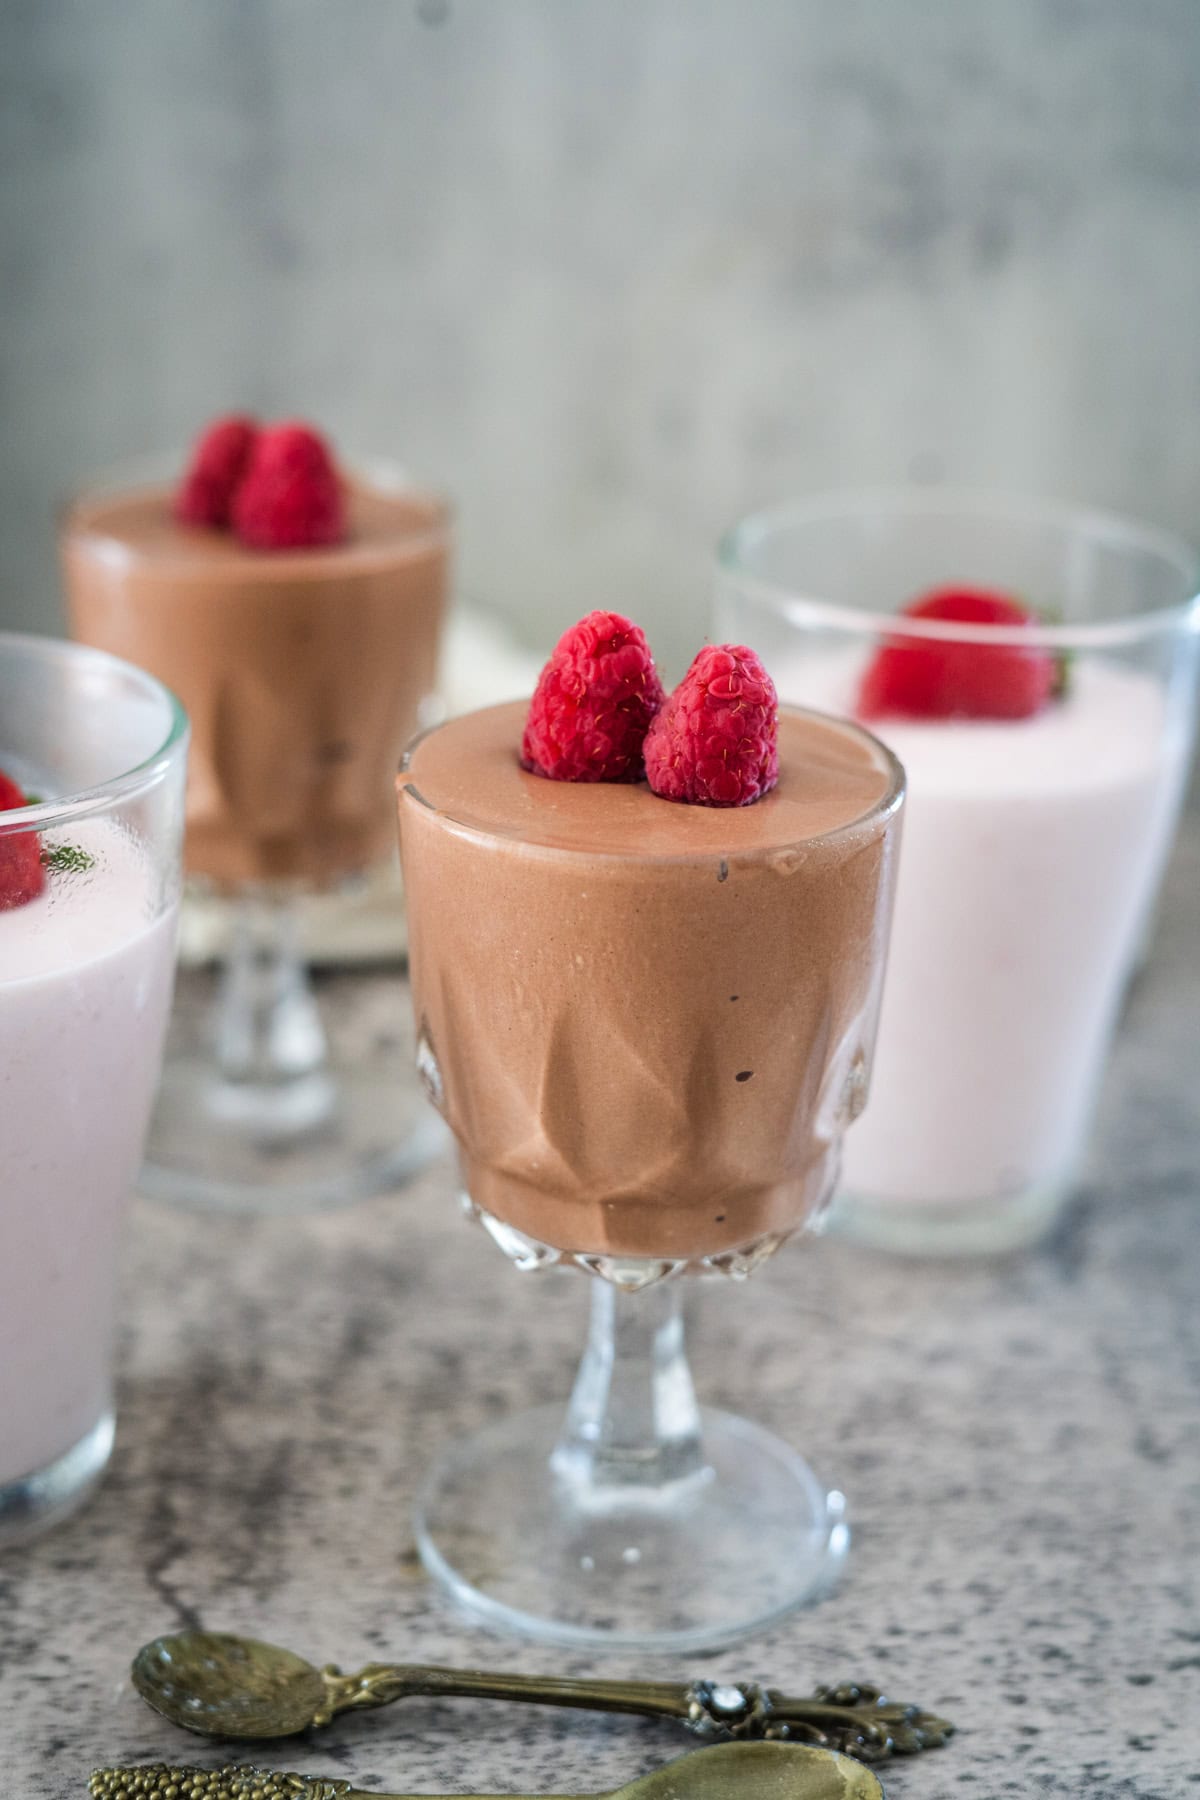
[858,587,1057,721]
[174,414,259,528]
[0,769,45,910]
[522,611,665,783]
[644,644,779,807]
[231,422,346,550]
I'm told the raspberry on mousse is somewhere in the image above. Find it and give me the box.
[0,769,45,910]
[858,587,1058,722]
[644,643,780,807]
[174,414,259,529]
[521,611,665,783]
[174,415,347,550]
[231,422,347,551]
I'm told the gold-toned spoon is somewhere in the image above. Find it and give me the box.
[132,1631,952,1761]
[90,1739,884,1800]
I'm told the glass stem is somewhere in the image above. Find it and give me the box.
[552,1279,706,1492]
[210,894,335,1133]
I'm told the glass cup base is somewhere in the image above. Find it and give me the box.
[140,1047,445,1214]
[828,1180,1067,1257]
[0,1412,115,1548]
[414,1401,848,1653]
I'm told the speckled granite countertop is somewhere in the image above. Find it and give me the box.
[4,826,1198,1799]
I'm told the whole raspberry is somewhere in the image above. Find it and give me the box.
[174,414,259,528]
[0,768,45,910]
[644,644,779,807]
[858,587,1058,720]
[522,611,665,783]
[232,422,346,550]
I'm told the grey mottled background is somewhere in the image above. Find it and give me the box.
[3,0,1200,668]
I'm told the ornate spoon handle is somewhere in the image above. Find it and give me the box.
[92,1769,570,1800]
[316,1663,691,1726]
[317,1665,953,1759]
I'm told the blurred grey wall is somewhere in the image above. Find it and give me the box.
[3,0,1200,669]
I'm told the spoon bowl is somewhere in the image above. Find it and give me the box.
[134,1631,328,1738]
[617,1741,884,1799]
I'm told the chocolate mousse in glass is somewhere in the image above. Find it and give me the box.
[396,624,904,1649]
[63,423,451,1210]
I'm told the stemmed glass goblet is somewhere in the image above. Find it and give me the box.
[396,696,904,1651]
[63,456,451,1211]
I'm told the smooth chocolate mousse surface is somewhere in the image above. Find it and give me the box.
[398,700,903,1264]
[64,479,449,888]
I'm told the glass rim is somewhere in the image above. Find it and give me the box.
[397,701,905,864]
[717,486,1200,651]
[60,452,453,575]
[0,631,189,834]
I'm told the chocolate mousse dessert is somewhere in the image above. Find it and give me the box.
[64,417,449,889]
[397,613,904,1266]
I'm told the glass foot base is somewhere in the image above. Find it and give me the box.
[0,1412,114,1548]
[140,1052,445,1213]
[415,1402,848,1652]
[828,1180,1067,1257]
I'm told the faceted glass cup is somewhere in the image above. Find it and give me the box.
[396,700,904,1650]
[717,489,1200,1255]
[0,632,187,1542]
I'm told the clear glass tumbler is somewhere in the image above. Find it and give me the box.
[396,699,903,1650]
[62,458,451,1212]
[0,633,187,1542]
[717,489,1200,1255]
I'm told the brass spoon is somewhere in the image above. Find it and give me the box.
[133,1631,953,1761]
[90,1739,884,1800]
